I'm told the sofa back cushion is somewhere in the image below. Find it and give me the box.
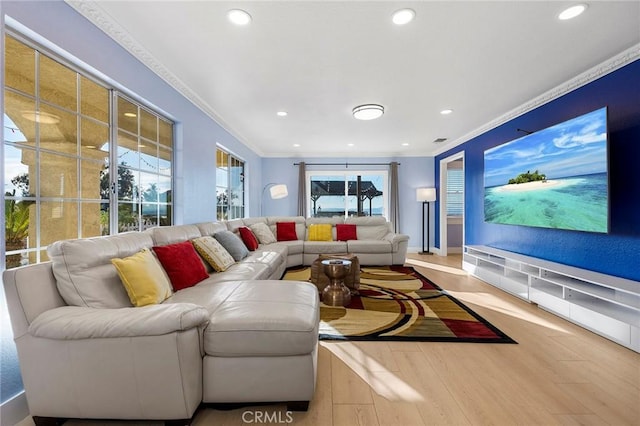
[48,232,153,308]
[147,224,202,246]
[344,216,391,240]
[267,216,306,240]
[195,221,229,236]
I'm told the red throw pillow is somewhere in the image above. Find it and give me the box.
[336,224,357,241]
[153,241,209,291]
[238,226,259,251]
[276,222,298,241]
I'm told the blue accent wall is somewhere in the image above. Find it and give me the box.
[435,60,640,282]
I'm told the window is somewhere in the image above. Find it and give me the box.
[307,171,387,218]
[3,34,173,270]
[446,163,464,217]
[216,147,245,220]
[115,95,173,232]
[2,31,173,410]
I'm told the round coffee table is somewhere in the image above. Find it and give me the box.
[321,259,352,307]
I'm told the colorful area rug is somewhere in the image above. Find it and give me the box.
[283,265,516,343]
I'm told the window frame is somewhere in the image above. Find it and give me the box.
[3,32,174,270]
[216,146,245,220]
[305,170,389,219]
[446,164,464,219]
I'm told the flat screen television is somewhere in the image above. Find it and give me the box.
[484,107,609,233]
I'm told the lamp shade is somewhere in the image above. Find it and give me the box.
[269,184,288,199]
[416,187,436,202]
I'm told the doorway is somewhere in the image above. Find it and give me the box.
[438,152,465,256]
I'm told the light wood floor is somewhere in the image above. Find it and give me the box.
[19,253,640,426]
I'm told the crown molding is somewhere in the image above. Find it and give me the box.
[64,0,265,156]
[66,1,637,159]
[434,43,640,156]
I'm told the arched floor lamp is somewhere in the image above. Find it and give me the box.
[262,183,288,216]
[416,188,436,255]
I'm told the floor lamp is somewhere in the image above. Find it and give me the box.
[417,188,437,255]
[261,183,288,216]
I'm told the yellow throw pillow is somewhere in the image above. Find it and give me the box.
[192,236,236,272]
[112,249,172,307]
[308,223,333,241]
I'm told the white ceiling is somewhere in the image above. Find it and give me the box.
[68,1,640,158]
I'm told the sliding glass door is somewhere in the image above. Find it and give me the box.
[308,171,387,218]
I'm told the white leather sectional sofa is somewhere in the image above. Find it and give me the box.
[2,216,408,425]
[222,215,409,267]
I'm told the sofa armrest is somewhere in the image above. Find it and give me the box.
[29,303,209,340]
[383,232,410,250]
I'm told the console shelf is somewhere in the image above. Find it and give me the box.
[463,245,640,352]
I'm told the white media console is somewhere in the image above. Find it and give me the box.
[462,245,640,352]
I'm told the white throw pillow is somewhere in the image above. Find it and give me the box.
[191,236,236,272]
[250,222,277,244]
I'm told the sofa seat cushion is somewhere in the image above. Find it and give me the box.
[209,262,272,283]
[240,246,287,276]
[203,280,319,357]
[347,240,392,254]
[164,280,245,315]
[272,240,303,255]
[303,241,348,254]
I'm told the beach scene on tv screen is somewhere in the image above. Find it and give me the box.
[484,107,608,233]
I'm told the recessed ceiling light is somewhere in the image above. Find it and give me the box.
[402,143,410,146]
[392,9,415,25]
[277,111,288,117]
[124,112,137,118]
[347,143,355,147]
[228,9,252,25]
[558,4,588,20]
[353,104,384,120]
[293,143,300,147]
[440,109,453,115]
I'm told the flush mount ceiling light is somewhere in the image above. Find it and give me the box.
[21,110,60,124]
[352,104,384,120]
[558,4,588,20]
[392,9,415,25]
[440,109,453,115]
[227,9,252,25]
[276,111,288,117]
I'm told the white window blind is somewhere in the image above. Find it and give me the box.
[447,168,464,216]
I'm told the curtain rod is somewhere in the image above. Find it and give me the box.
[293,162,400,166]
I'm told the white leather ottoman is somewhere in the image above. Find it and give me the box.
[201,280,319,411]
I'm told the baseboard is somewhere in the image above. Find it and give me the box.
[1,391,29,426]
[408,246,442,256]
